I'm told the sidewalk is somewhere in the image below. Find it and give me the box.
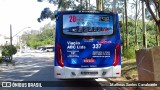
[0,62,15,71]
[0,52,22,72]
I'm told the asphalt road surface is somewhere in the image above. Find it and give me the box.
[0,50,117,90]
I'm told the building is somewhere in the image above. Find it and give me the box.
[0,34,10,46]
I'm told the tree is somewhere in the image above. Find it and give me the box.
[37,0,70,22]
[124,0,129,48]
[142,0,147,48]
[143,0,160,35]
[135,0,138,48]
[37,0,81,22]
[96,0,103,11]
[138,0,160,47]
[37,0,102,22]
[21,24,56,49]
[37,8,55,22]
[2,45,17,61]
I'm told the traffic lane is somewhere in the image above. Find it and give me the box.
[0,56,53,81]
[19,66,116,90]
[0,53,117,90]
[0,66,117,90]
[0,66,104,90]
[23,66,103,87]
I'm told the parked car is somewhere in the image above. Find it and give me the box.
[44,46,54,52]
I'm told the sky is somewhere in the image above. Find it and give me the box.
[0,0,57,37]
[0,0,136,38]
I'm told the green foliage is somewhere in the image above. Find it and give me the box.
[123,47,136,59]
[120,19,158,59]
[22,24,55,49]
[0,56,2,63]
[120,19,157,49]
[37,0,97,22]
[2,45,17,56]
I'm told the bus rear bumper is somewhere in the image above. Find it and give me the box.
[54,65,121,79]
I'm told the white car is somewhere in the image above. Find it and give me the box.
[44,47,54,52]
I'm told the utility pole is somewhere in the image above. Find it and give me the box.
[10,24,13,61]
[142,0,147,48]
[20,36,22,53]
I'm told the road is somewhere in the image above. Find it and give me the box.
[0,50,118,90]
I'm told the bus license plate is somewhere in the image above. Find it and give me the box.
[81,72,98,75]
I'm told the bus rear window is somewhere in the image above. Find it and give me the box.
[63,14,113,36]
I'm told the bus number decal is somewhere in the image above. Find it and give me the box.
[69,16,76,22]
[92,44,102,49]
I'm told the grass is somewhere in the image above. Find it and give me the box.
[121,58,138,81]
[109,57,138,81]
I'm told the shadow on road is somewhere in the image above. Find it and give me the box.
[0,53,116,90]
[0,66,116,90]
[22,66,107,90]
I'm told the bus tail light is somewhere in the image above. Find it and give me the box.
[116,72,120,75]
[56,44,64,67]
[113,44,121,66]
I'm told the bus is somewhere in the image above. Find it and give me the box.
[54,11,121,79]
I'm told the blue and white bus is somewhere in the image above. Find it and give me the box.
[54,11,121,79]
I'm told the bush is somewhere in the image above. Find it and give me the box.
[0,56,2,63]
[1,45,17,62]
[1,45,17,57]
[123,47,136,59]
